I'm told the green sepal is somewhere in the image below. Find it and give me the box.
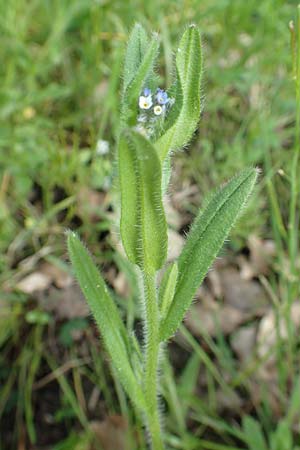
[160,168,258,341]
[155,25,202,162]
[67,231,145,410]
[118,130,167,273]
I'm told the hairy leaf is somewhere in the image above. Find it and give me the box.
[118,130,167,272]
[121,35,159,127]
[155,25,202,161]
[67,231,145,410]
[159,262,178,320]
[123,23,149,93]
[157,69,183,141]
[160,168,258,341]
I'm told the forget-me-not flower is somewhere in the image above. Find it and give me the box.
[139,94,153,110]
[153,105,164,115]
[136,87,174,136]
[143,87,151,96]
[156,88,169,105]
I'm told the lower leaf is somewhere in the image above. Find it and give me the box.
[67,231,145,410]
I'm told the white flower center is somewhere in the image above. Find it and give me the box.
[139,95,153,110]
[154,105,163,115]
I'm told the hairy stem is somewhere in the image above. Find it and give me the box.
[142,272,164,450]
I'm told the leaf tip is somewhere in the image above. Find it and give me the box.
[65,229,77,240]
[255,166,262,176]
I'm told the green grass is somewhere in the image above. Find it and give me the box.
[1,0,300,448]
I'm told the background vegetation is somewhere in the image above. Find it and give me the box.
[1,0,300,449]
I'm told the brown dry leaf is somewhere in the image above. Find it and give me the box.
[40,262,73,289]
[90,416,128,450]
[207,269,223,298]
[37,285,89,319]
[107,267,130,297]
[163,196,183,229]
[167,228,185,261]
[231,324,257,363]
[185,287,246,337]
[237,255,255,281]
[218,267,269,315]
[186,265,268,337]
[171,183,199,222]
[248,235,275,273]
[16,272,52,294]
[257,301,300,371]
[77,187,108,222]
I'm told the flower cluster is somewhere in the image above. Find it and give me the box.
[136,87,174,137]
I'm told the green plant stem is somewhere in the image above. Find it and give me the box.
[288,5,300,295]
[285,6,300,386]
[142,271,164,450]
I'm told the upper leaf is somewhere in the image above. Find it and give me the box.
[123,24,149,93]
[155,25,202,161]
[67,231,145,410]
[121,34,159,127]
[160,168,258,341]
[118,130,167,273]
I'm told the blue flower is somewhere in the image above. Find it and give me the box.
[156,88,169,105]
[143,87,151,96]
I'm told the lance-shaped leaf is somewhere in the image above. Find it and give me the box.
[157,71,183,142]
[160,168,258,341]
[121,34,159,127]
[67,231,145,410]
[123,23,149,93]
[155,24,202,162]
[118,130,167,273]
[159,262,178,320]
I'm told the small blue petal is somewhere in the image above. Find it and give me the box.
[156,88,169,105]
[143,87,151,96]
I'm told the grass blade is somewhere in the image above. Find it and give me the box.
[242,416,268,450]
